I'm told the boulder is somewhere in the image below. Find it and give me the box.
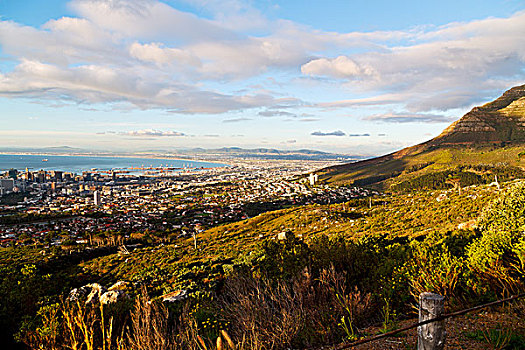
[108,281,128,291]
[85,283,108,304]
[100,289,128,305]
[68,283,130,305]
[69,283,106,303]
[68,286,89,301]
[161,289,188,303]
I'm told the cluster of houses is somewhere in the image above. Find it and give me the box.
[1,160,372,247]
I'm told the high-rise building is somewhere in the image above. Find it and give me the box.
[52,171,63,181]
[37,171,46,183]
[82,172,92,181]
[24,168,33,182]
[94,190,101,206]
[7,169,17,180]
[309,173,318,186]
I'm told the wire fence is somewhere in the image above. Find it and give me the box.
[326,292,525,350]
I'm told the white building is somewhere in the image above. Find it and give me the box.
[94,190,101,206]
[308,173,318,186]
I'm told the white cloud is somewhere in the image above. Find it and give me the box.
[311,130,346,136]
[69,0,236,43]
[129,42,201,67]
[0,58,296,113]
[223,117,252,123]
[302,11,525,112]
[122,129,186,137]
[0,18,124,67]
[258,110,296,117]
[364,112,454,123]
[301,56,376,79]
[178,0,269,32]
[0,2,310,113]
[317,93,406,109]
[0,0,523,119]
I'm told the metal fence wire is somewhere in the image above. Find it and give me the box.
[325,292,525,350]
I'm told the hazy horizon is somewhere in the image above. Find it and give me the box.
[1,0,524,155]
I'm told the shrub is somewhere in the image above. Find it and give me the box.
[251,234,310,280]
[468,183,525,295]
[405,230,479,307]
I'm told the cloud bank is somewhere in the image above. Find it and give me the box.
[311,130,346,136]
[364,112,454,123]
[303,11,525,112]
[121,129,186,137]
[0,0,523,120]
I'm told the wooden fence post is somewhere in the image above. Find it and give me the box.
[418,292,446,350]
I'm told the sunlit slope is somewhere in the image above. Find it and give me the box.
[77,184,497,295]
[320,84,525,188]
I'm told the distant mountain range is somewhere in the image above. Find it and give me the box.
[0,146,361,162]
[0,146,87,154]
[319,84,525,189]
[175,147,361,161]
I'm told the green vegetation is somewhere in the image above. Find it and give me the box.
[2,181,525,349]
[391,165,525,192]
[0,192,26,205]
[0,212,73,225]
[320,145,525,189]
[465,323,525,350]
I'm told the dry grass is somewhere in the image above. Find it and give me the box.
[20,268,377,350]
[127,288,172,350]
[218,267,373,349]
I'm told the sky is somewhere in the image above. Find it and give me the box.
[0,0,524,156]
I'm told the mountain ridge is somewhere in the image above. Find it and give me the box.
[319,84,525,188]
[0,146,362,162]
[430,84,525,145]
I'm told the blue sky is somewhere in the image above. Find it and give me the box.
[0,0,524,155]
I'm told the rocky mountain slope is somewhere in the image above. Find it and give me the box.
[319,84,525,189]
[431,84,525,145]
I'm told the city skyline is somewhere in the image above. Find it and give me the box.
[1,0,525,156]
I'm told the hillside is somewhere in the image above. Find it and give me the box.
[319,84,525,189]
[76,184,497,295]
[10,181,525,349]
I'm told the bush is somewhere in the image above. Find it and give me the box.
[468,183,525,295]
[251,234,311,280]
[404,230,482,307]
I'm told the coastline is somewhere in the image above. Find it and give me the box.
[0,151,351,170]
[0,151,204,163]
[0,153,229,173]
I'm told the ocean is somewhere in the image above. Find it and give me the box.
[0,154,226,174]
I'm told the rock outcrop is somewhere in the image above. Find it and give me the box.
[431,84,525,145]
[100,289,128,304]
[160,289,188,303]
[69,282,129,305]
